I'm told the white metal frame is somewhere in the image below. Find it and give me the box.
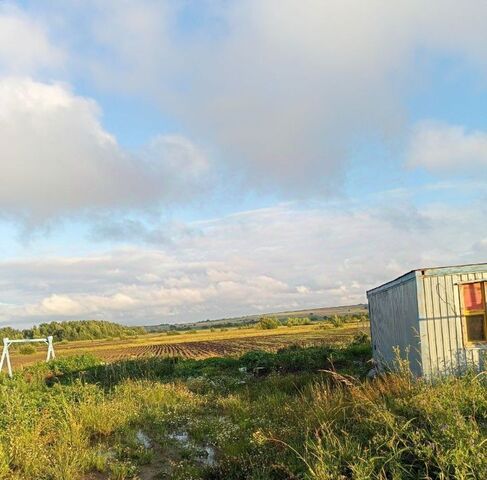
[0,336,55,377]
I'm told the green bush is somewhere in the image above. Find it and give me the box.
[240,350,275,371]
[18,345,36,355]
[257,316,280,330]
[285,316,312,327]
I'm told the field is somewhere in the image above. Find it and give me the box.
[145,304,368,331]
[0,322,486,480]
[8,323,365,368]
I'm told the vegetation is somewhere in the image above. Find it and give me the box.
[144,304,369,332]
[0,314,367,349]
[330,314,344,327]
[6,323,366,370]
[284,316,312,327]
[0,320,145,342]
[18,345,36,355]
[0,328,23,340]
[0,325,484,480]
[257,316,281,329]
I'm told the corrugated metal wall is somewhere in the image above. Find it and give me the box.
[418,269,487,376]
[368,274,422,376]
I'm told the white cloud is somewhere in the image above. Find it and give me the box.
[0,77,210,225]
[3,2,487,211]
[408,121,487,173]
[41,0,487,193]
[0,4,64,74]
[1,198,486,327]
[39,295,85,316]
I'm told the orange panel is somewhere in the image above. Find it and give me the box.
[462,282,484,311]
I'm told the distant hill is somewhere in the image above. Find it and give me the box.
[144,303,368,332]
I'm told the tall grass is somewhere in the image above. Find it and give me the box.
[301,372,487,479]
[0,336,484,479]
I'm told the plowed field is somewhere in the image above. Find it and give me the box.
[9,323,367,368]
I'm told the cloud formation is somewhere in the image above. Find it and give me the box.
[408,121,487,173]
[2,1,487,219]
[0,4,64,74]
[0,78,209,224]
[2,198,486,328]
[57,0,487,192]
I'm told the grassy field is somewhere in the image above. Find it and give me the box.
[8,323,365,368]
[0,322,486,480]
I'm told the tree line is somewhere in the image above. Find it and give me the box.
[0,320,146,342]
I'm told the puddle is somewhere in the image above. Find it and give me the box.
[200,445,216,467]
[168,431,190,443]
[136,430,152,449]
[168,430,216,467]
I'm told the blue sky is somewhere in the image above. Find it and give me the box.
[1,1,487,328]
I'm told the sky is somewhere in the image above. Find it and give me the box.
[1,0,487,328]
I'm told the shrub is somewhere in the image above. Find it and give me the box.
[240,350,275,371]
[330,315,344,327]
[19,344,36,355]
[258,316,280,330]
[285,317,312,327]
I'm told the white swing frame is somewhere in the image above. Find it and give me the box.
[0,336,55,377]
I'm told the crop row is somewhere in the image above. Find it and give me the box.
[97,334,347,362]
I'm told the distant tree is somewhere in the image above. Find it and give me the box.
[0,327,23,340]
[258,316,280,330]
[1,320,146,342]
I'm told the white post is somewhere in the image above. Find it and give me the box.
[0,338,7,375]
[46,336,55,361]
[0,338,13,378]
